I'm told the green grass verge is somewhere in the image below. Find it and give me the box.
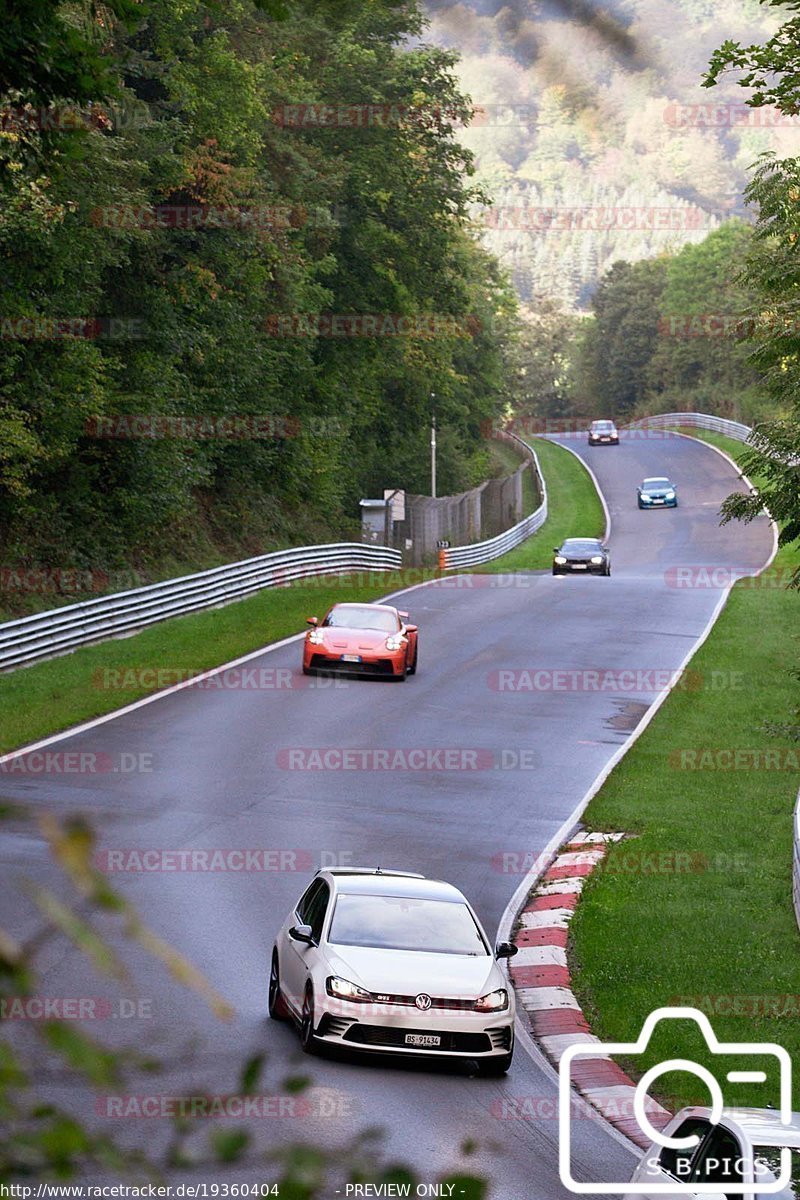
[570,430,800,1109]
[0,438,602,753]
[0,577,426,755]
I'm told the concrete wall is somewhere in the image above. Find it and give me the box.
[374,433,540,565]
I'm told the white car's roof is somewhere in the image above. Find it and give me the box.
[682,1107,800,1146]
[321,869,466,903]
[726,1107,800,1145]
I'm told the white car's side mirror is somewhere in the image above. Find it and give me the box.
[289,923,314,945]
[496,941,518,959]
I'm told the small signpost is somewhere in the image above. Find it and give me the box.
[384,488,406,522]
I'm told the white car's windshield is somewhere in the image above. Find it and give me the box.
[753,1147,800,1197]
[324,606,399,633]
[328,893,489,955]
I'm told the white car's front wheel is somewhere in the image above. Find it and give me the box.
[479,1049,513,1077]
[268,950,289,1021]
[300,985,320,1054]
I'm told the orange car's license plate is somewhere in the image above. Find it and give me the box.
[341,654,362,663]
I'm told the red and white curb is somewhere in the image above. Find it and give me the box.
[509,830,672,1149]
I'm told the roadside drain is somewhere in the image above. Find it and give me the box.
[604,700,650,732]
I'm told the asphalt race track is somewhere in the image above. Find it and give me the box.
[0,431,774,1199]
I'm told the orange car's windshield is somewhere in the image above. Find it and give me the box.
[324,606,400,633]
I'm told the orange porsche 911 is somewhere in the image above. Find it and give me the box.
[302,602,418,680]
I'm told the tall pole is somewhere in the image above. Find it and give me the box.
[430,393,437,499]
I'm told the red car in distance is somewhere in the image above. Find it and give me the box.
[302,602,418,680]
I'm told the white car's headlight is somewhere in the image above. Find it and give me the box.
[554,555,567,565]
[307,628,324,645]
[326,976,371,1002]
[385,634,406,651]
[590,555,604,564]
[474,988,509,1012]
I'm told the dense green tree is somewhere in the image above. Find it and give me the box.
[0,0,519,590]
[704,1,800,583]
[573,257,668,417]
[644,221,761,417]
[717,154,800,581]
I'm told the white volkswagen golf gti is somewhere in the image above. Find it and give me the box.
[268,868,518,1075]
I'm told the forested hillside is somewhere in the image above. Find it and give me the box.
[424,0,791,309]
[565,220,769,424]
[0,0,518,601]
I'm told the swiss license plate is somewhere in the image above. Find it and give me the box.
[653,499,664,504]
[405,1033,441,1047]
[572,564,587,569]
[341,654,362,663]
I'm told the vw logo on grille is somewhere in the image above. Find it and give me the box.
[415,993,432,1011]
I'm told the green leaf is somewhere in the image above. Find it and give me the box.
[42,1023,119,1086]
[282,1074,310,1094]
[27,885,127,980]
[124,916,233,1020]
[442,1176,486,1200]
[239,1053,265,1094]
[211,1128,250,1163]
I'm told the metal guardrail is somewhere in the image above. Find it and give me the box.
[441,432,547,569]
[439,410,755,571]
[624,412,753,442]
[0,543,402,672]
[0,412,758,666]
